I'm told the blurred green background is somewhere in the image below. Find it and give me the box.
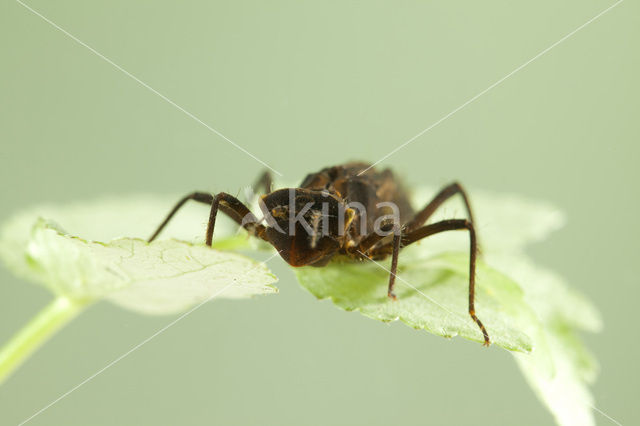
[1,1,638,425]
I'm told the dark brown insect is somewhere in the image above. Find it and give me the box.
[148,162,490,346]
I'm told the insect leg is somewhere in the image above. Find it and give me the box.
[243,170,274,205]
[148,192,213,242]
[253,170,273,194]
[371,219,490,346]
[148,192,266,245]
[387,227,401,299]
[404,182,475,233]
[355,221,394,253]
[205,192,267,246]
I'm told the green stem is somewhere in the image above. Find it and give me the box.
[0,296,89,385]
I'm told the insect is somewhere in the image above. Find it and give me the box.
[148,162,490,346]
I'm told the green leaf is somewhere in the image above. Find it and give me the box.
[295,250,534,352]
[0,189,600,426]
[0,195,278,314]
[0,195,278,383]
[294,188,599,426]
[495,255,601,426]
[514,325,598,426]
[413,187,600,425]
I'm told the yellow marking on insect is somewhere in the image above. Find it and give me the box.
[271,206,288,219]
[344,208,356,231]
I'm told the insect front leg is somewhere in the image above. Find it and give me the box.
[387,227,401,300]
[205,192,267,246]
[352,221,401,299]
[370,219,490,346]
[148,191,266,246]
[148,192,214,242]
